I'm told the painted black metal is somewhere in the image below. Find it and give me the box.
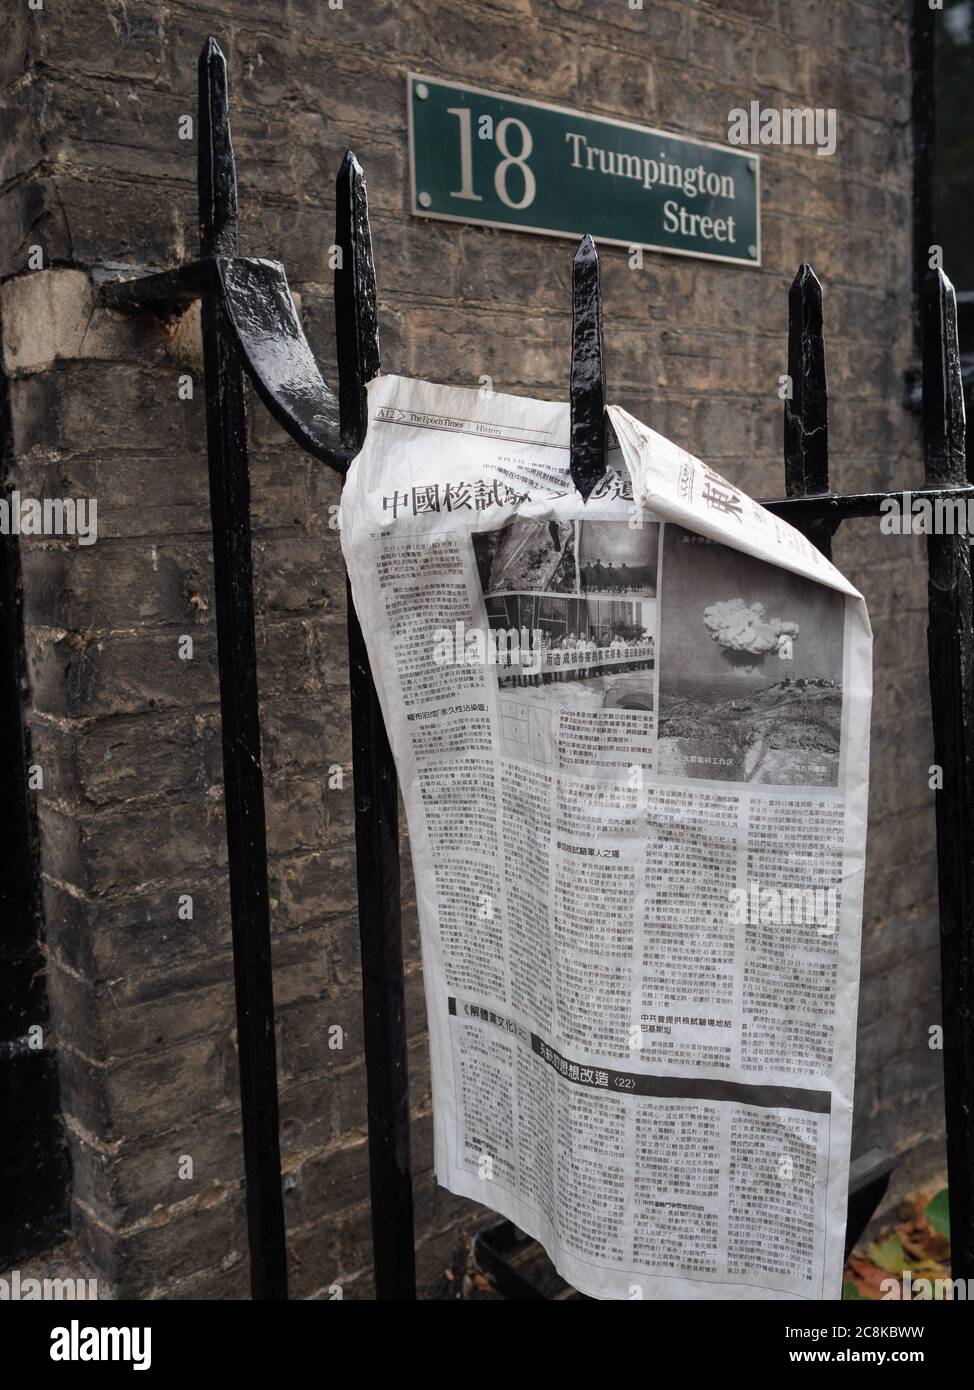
[922,268,974,1281]
[97,38,374,1302]
[844,1149,898,1260]
[761,483,974,524]
[103,259,215,311]
[336,153,381,455]
[784,263,835,559]
[569,235,607,500]
[105,257,349,473]
[778,265,900,1252]
[335,151,417,1300]
[199,39,237,259]
[197,37,287,1301]
[85,35,974,1303]
[216,256,345,469]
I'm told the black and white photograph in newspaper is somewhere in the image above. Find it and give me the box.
[656,525,846,787]
[474,517,658,696]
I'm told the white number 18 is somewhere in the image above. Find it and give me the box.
[446,107,537,211]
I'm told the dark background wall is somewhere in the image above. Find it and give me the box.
[0,0,943,1297]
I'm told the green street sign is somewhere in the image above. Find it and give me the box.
[408,75,760,268]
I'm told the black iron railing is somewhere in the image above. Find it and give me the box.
[104,39,408,1301]
[96,38,974,1299]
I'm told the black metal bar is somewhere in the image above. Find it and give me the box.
[922,267,974,1281]
[844,1148,898,1259]
[214,255,345,470]
[336,154,380,455]
[102,259,216,311]
[336,151,416,1300]
[197,36,287,1301]
[569,235,607,500]
[784,263,834,558]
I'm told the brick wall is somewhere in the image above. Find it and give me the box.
[0,0,943,1298]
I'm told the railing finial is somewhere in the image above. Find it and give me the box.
[784,261,828,498]
[784,262,834,557]
[569,234,607,501]
[198,36,237,258]
[336,150,380,454]
[922,267,967,487]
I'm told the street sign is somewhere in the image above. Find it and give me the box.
[408,75,760,267]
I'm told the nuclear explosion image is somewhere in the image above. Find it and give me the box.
[656,526,845,787]
[703,598,800,670]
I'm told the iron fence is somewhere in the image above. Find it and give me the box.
[88,38,974,1299]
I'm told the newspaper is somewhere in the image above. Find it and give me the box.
[340,374,871,1301]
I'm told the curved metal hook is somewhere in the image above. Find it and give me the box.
[103,40,375,481]
[215,255,349,472]
[103,255,351,473]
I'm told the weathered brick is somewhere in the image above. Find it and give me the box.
[68,1105,244,1227]
[41,878,232,985]
[0,0,941,1303]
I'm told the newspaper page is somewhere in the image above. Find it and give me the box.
[339,374,871,1302]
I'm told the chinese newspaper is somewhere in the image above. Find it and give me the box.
[340,374,871,1301]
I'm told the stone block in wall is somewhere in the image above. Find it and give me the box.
[0,179,73,284]
[0,0,946,1300]
[73,1182,243,1296]
[41,878,232,986]
[2,269,169,375]
[26,627,220,720]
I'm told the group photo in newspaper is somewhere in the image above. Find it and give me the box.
[342,375,871,1302]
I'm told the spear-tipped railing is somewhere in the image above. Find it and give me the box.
[923,268,974,1280]
[103,38,412,1301]
[477,245,974,1294]
[569,235,607,499]
[100,33,974,1299]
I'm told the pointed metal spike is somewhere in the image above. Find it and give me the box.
[784,261,828,499]
[575,233,597,263]
[198,37,237,257]
[922,268,967,486]
[334,157,415,1298]
[570,235,606,501]
[336,150,380,453]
